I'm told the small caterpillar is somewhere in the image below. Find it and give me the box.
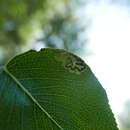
[65,55,86,73]
[55,51,87,74]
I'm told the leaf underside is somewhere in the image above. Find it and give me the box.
[0,48,118,130]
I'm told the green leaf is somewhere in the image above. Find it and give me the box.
[0,48,118,130]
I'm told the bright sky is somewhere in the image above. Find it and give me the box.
[83,1,130,122]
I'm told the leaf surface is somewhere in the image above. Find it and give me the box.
[0,48,118,130]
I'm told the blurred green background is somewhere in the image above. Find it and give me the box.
[0,0,130,130]
[0,0,87,65]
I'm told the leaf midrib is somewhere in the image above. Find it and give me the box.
[3,66,64,130]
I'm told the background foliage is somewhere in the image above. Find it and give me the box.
[0,0,87,65]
